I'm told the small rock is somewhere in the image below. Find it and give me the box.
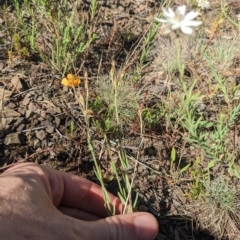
[35,147,42,152]
[38,117,44,121]
[18,108,26,116]
[41,140,47,148]
[11,75,23,91]
[54,117,61,127]
[2,108,21,118]
[25,109,33,119]
[2,117,15,127]
[28,102,37,112]
[16,123,25,132]
[35,109,41,115]
[22,96,31,106]
[33,139,40,149]
[0,88,12,101]
[54,106,62,114]
[33,119,39,125]
[6,102,16,108]
[37,96,43,101]
[12,117,25,130]
[59,125,66,133]
[40,111,46,118]
[40,119,50,126]
[48,142,54,147]
[117,6,124,11]
[4,133,24,145]
[45,115,53,121]
[35,130,46,141]
[46,106,56,115]
[46,125,54,134]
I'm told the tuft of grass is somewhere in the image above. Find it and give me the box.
[78,68,139,215]
[142,103,163,130]
[207,37,240,73]
[204,176,238,213]
[97,74,138,124]
[7,0,97,75]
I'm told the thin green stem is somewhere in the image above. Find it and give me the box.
[175,37,184,82]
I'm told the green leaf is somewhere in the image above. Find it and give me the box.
[171,147,176,162]
[180,163,191,173]
[118,192,126,204]
[207,160,215,169]
[133,192,139,208]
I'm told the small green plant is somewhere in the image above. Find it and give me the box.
[220,1,240,30]
[207,37,240,73]
[78,69,138,215]
[65,120,78,137]
[177,80,240,172]
[204,176,238,213]
[11,33,30,58]
[170,146,176,175]
[188,157,208,199]
[9,0,97,74]
[169,146,191,176]
[126,13,164,81]
[142,104,163,129]
[97,63,139,127]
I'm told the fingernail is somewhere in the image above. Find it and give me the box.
[134,213,158,240]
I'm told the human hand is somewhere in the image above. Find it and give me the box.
[0,163,158,240]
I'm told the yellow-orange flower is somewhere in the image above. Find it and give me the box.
[61,74,81,87]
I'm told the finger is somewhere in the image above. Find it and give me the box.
[74,212,159,240]
[57,173,123,216]
[44,165,123,216]
[4,163,123,217]
[58,205,101,221]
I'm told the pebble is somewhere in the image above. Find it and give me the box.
[28,102,37,112]
[33,139,40,149]
[22,96,31,106]
[11,75,23,91]
[25,109,33,119]
[46,125,54,134]
[35,130,46,141]
[4,133,24,145]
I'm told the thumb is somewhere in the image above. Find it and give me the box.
[89,212,158,240]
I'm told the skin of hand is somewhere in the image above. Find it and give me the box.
[0,163,158,240]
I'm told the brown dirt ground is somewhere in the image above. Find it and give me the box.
[1,0,240,239]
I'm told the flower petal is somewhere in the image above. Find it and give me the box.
[73,77,81,87]
[156,5,201,35]
[176,5,186,15]
[67,74,75,81]
[181,25,193,34]
[163,8,175,19]
[61,78,71,87]
[155,17,167,23]
[184,11,199,21]
[171,23,181,30]
[182,20,202,27]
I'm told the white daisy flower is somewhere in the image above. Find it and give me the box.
[197,0,210,9]
[155,5,202,35]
